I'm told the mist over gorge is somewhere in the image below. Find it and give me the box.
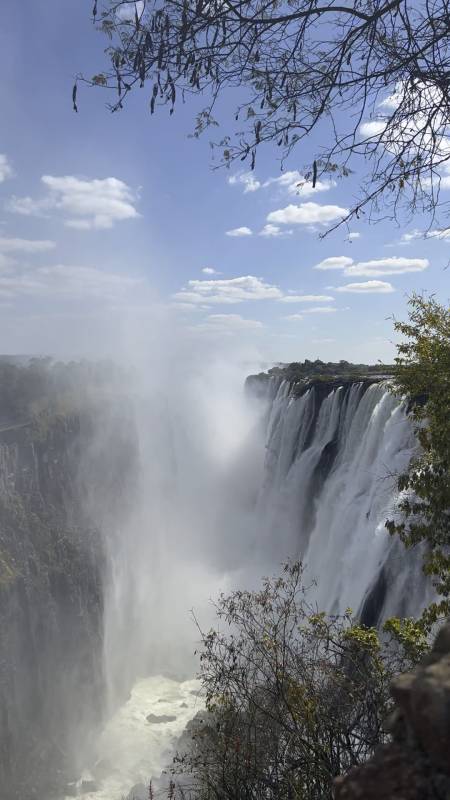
[2,0,450,795]
[0,351,430,800]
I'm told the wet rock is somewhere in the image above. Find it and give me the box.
[146,713,177,724]
[335,621,450,799]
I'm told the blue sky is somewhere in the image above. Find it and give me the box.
[0,1,447,362]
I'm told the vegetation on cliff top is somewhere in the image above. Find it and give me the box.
[248,359,395,391]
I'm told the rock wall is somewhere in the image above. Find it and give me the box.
[335,622,450,800]
[0,407,137,799]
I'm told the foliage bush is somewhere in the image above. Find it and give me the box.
[171,563,423,800]
[386,294,450,629]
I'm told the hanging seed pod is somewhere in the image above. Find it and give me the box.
[139,58,146,87]
[157,43,164,69]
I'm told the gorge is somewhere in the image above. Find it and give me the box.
[0,358,427,799]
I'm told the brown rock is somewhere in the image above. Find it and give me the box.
[335,621,450,799]
[407,655,450,774]
[334,744,432,799]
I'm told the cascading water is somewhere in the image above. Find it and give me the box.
[67,368,428,799]
[254,376,429,622]
[64,360,267,799]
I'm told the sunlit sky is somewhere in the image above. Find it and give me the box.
[0,2,448,363]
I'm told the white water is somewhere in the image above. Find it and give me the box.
[63,676,202,800]
[256,378,427,620]
[67,374,426,799]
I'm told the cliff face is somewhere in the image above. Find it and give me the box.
[0,406,137,799]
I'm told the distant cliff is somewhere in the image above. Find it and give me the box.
[0,360,138,799]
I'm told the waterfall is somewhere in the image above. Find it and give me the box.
[253,377,429,623]
[100,371,428,702]
[66,369,431,798]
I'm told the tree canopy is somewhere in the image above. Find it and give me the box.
[84,0,450,229]
[170,563,424,800]
[386,294,450,630]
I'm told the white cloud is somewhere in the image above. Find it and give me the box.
[348,232,361,240]
[228,169,334,197]
[6,196,45,216]
[263,171,334,197]
[428,228,450,239]
[314,256,354,270]
[226,226,253,237]
[359,120,387,138]
[202,267,221,275]
[258,224,293,237]
[344,256,428,277]
[360,81,450,165]
[0,237,56,254]
[201,313,263,331]
[174,275,282,305]
[335,280,395,293]
[315,254,429,275]
[284,314,303,321]
[267,202,348,226]
[399,228,450,244]
[116,1,145,20]
[302,306,337,313]
[228,172,261,193]
[0,155,13,183]
[280,294,335,303]
[398,229,423,244]
[7,175,140,230]
[170,302,206,312]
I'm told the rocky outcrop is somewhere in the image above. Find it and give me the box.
[334,623,450,800]
[0,406,138,799]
